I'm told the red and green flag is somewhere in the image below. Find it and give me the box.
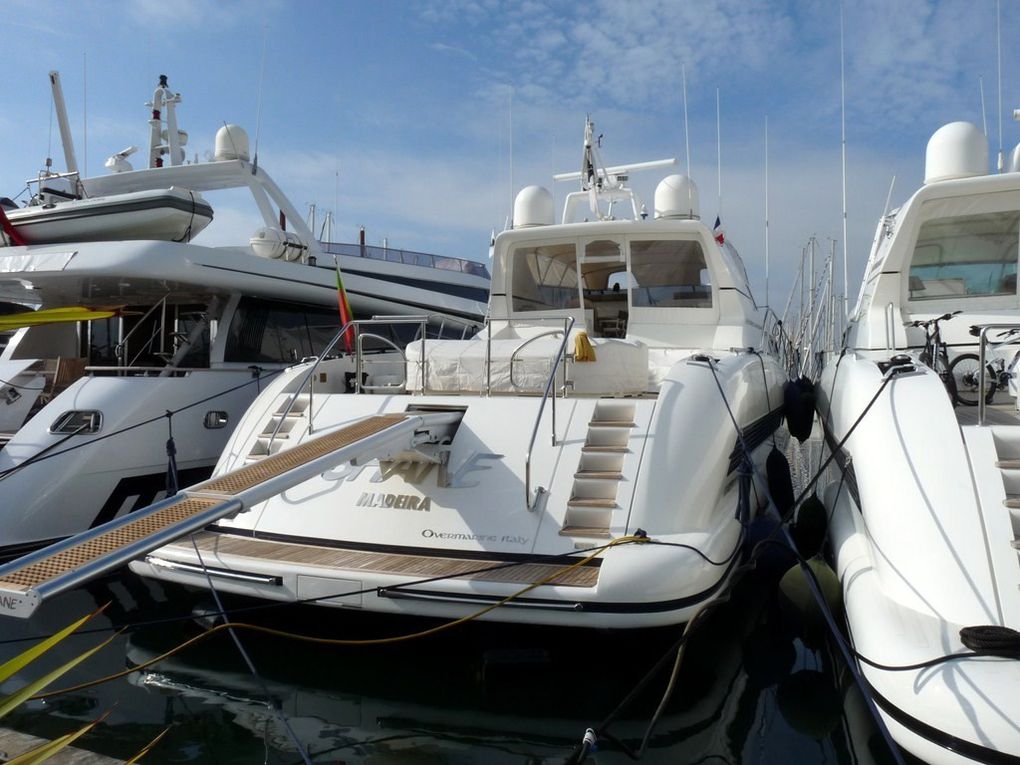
[334,257,355,353]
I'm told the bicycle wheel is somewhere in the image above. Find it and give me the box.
[948,353,986,406]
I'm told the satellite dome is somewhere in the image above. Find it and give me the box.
[214,124,250,162]
[654,174,699,219]
[924,122,987,184]
[513,186,554,228]
[1007,142,1020,173]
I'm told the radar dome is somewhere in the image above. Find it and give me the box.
[214,124,250,162]
[1007,143,1020,174]
[654,174,699,219]
[513,186,554,228]
[925,122,987,184]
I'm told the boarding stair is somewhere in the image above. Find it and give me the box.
[961,423,1020,626]
[981,422,1020,549]
[0,410,462,618]
[247,393,312,461]
[560,400,636,541]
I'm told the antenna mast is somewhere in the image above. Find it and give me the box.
[764,115,770,308]
[253,26,268,173]
[716,87,722,216]
[682,64,691,174]
[48,71,78,175]
[509,84,514,225]
[980,75,988,138]
[997,0,1003,172]
[840,3,850,320]
[82,52,87,178]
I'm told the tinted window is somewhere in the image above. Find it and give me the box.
[630,240,712,307]
[511,243,579,312]
[226,298,341,362]
[908,211,1020,300]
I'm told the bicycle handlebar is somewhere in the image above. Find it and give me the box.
[969,324,1020,340]
[904,310,962,329]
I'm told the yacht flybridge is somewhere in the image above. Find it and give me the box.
[0,118,786,628]
[817,122,1020,764]
[0,73,487,559]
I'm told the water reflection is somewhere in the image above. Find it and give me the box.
[0,554,895,764]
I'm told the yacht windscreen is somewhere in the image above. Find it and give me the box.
[630,240,712,307]
[226,297,344,363]
[511,243,579,312]
[908,211,1020,300]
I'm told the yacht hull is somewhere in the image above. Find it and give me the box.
[818,354,1020,764]
[134,352,786,629]
[0,370,263,556]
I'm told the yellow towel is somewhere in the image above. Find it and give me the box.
[574,331,597,362]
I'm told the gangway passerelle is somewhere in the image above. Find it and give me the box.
[0,411,462,618]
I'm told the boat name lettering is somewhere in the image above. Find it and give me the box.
[322,451,503,489]
[355,492,431,511]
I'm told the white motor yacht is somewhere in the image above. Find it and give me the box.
[816,121,1020,764]
[0,74,487,559]
[117,118,788,629]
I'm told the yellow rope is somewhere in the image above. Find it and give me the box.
[35,535,649,699]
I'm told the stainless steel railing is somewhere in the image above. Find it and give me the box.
[523,316,575,510]
[976,323,1020,426]
[266,316,428,452]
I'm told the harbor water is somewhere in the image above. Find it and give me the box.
[0,436,901,764]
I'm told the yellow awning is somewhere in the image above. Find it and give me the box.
[0,306,121,332]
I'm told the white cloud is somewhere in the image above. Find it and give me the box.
[429,42,478,61]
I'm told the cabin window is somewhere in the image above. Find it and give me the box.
[908,211,1020,300]
[87,316,119,366]
[511,243,579,312]
[629,240,712,307]
[225,297,342,363]
[86,303,211,368]
[585,239,622,260]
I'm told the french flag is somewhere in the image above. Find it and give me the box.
[713,216,725,245]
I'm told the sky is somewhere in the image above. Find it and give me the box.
[1,0,1018,312]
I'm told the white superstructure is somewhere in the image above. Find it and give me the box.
[817,121,1020,763]
[0,74,488,559]
[132,118,788,629]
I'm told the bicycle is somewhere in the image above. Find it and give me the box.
[948,326,1020,406]
[904,310,962,404]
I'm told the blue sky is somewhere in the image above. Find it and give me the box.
[2,0,1018,309]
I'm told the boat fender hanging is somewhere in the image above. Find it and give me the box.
[766,446,794,517]
[778,557,842,641]
[959,625,1020,658]
[791,494,827,559]
[783,377,816,442]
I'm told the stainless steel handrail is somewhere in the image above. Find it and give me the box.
[266,316,431,451]
[266,320,355,451]
[977,323,1020,426]
[114,293,170,370]
[355,331,410,393]
[508,329,567,388]
[523,316,575,510]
